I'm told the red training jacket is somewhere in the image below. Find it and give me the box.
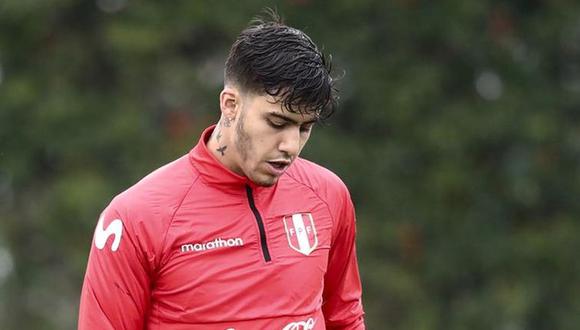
[79,126,365,329]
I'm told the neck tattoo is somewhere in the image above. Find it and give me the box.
[217,145,227,156]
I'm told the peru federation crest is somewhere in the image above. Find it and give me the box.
[283,213,318,256]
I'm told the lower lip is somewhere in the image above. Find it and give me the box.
[266,162,288,176]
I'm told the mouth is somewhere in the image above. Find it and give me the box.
[266,160,291,175]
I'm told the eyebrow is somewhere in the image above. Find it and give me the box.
[267,112,318,125]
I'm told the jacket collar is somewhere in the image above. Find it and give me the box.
[189,125,273,193]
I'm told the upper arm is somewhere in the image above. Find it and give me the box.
[78,201,152,329]
[322,186,365,329]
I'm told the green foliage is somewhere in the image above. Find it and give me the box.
[1,0,580,328]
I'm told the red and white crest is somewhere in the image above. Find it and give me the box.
[283,213,318,256]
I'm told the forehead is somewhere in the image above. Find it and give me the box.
[248,93,318,123]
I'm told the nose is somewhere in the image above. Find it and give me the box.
[277,127,301,158]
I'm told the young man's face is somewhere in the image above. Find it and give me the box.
[230,93,317,187]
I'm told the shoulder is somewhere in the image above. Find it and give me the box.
[107,154,200,229]
[285,158,356,241]
[92,154,201,269]
[285,157,350,204]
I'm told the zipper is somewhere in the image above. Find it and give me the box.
[245,185,272,262]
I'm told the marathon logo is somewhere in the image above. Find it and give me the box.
[180,237,244,253]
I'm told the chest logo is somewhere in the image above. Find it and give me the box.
[283,317,316,330]
[283,213,318,256]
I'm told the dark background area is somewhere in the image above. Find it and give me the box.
[1,0,580,329]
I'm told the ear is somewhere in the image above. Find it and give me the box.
[219,86,240,120]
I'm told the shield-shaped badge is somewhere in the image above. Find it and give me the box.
[283,213,318,256]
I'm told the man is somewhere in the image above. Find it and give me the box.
[79,12,365,329]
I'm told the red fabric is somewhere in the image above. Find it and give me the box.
[78,126,365,329]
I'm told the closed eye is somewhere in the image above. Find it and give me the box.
[267,119,287,129]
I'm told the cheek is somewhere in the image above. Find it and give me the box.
[254,136,276,157]
[244,133,271,162]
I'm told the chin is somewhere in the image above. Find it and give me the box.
[250,175,278,187]
[253,179,277,187]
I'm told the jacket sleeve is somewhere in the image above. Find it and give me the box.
[78,200,152,329]
[322,187,365,329]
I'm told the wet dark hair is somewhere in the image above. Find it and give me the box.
[225,10,337,120]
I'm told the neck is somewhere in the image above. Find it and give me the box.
[207,121,241,175]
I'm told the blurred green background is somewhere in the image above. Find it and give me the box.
[1,0,580,329]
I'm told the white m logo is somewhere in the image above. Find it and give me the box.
[94,214,123,252]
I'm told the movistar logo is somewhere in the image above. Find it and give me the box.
[180,237,244,253]
[94,214,123,252]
